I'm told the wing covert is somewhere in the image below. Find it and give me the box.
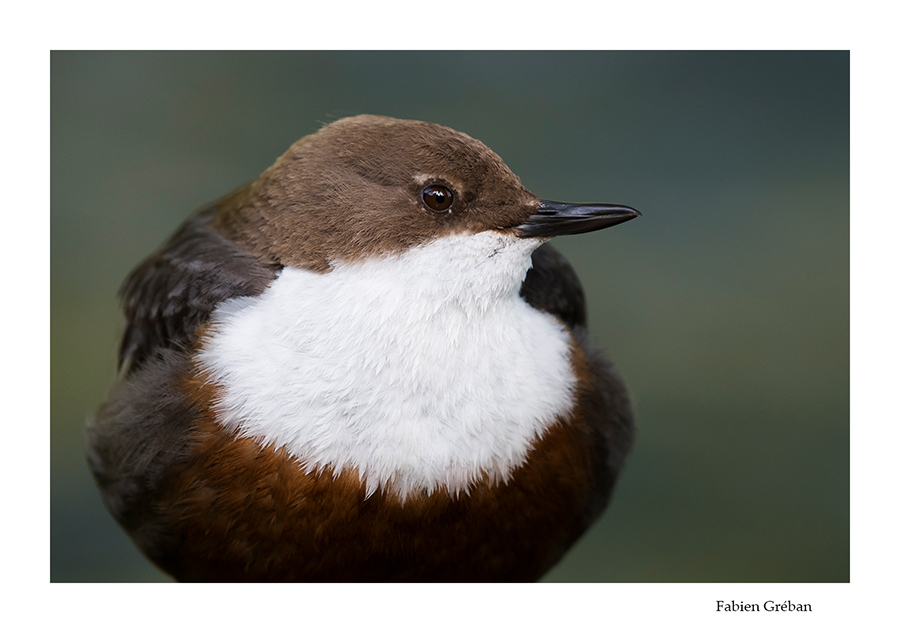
[520,243,588,331]
[118,197,282,375]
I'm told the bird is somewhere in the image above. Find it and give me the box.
[87,114,639,582]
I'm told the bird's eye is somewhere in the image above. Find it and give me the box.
[421,184,454,212]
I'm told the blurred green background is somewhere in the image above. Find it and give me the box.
[51,51,848,582]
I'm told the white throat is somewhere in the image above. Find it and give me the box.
[197,231,577,498]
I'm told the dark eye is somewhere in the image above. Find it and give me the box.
[421,184,454,212]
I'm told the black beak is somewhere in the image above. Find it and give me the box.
[514,200,641,238]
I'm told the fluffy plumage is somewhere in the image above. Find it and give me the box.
[198,231,577,499]
[87,115,637,582]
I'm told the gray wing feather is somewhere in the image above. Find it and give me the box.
[520,243,587,330]
[119,195,281,374]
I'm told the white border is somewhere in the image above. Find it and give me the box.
[18,1,898,631]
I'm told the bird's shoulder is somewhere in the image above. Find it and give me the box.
[118,185,282,375]
[520,243,588,331]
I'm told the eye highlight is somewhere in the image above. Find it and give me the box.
[421,184,454,212]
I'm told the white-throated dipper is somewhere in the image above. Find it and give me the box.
[87,115,639,582]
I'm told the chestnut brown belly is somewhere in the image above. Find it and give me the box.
[150,412,598,582]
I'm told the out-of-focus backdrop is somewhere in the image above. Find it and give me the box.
[51,51,848,582]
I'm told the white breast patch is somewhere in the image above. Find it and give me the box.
[197,231,577,499]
